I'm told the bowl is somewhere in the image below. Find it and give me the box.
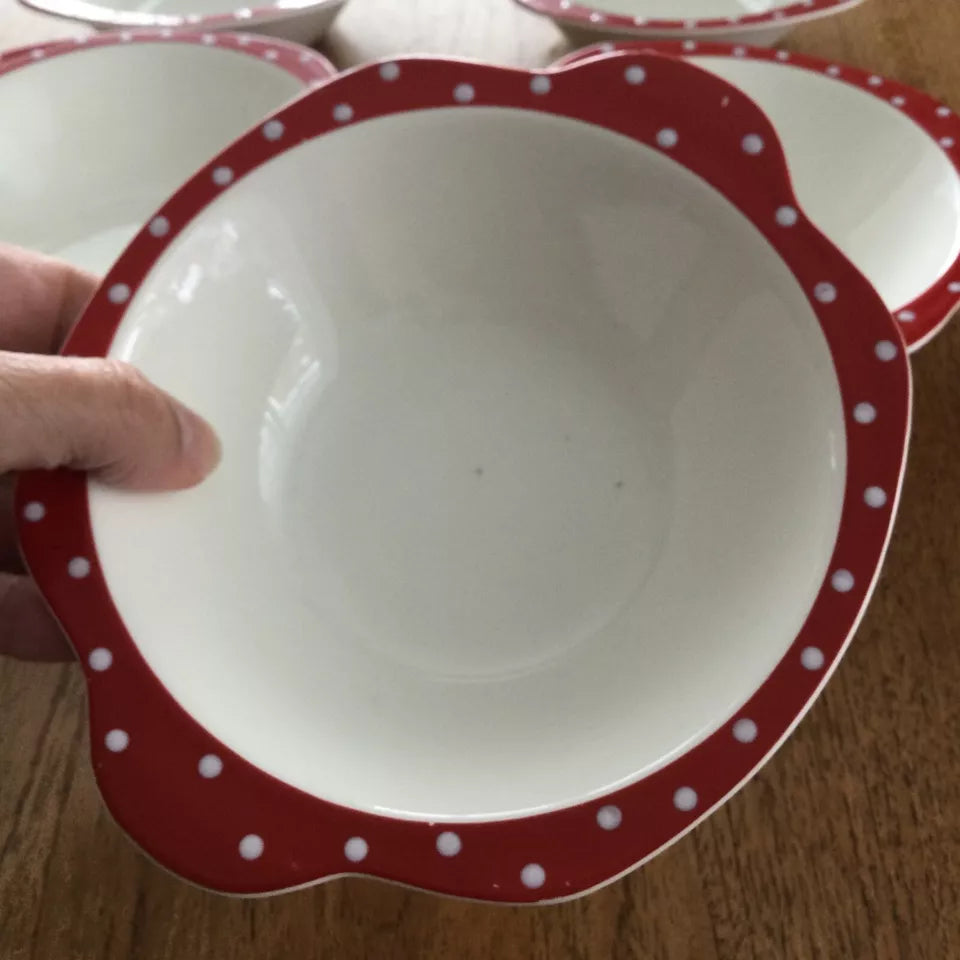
[17,52,910,902]
[512,0,866,45]
[0,31,335,275]
[555,41,960,352]
[16,0,345,45]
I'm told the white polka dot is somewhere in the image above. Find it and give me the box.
[88,648,113,671]
[589,11,604,21]
[344,837,368,862]
[333,103,354,123]
[159,27,173,37]
[235,6,252,16]
[201,33,216,44]
[596,805,622,830]
[950,281,960,294]
[814,282,837,303]
[597,42,614,53]
[854,402,877,424]
[379,61,400,82]
[891,95,906,108]
[673,786,698,812]
[683,17,696,28]
[212,166,233,186]
[107,283,130,304]
[775,50,790,61]
[68,556,91,579]
[656,128,678,149]
[262,119,284,141]
[263,49,279,61]
[119,31,132,41]
[436,831,461,856]
[867,75,883,87]
[776,205,799,227]
[897,309,916,322]
[239,834,263,859]
[198,754,223,778]
[105,729,129,752]
[521,863,546,889]
[741,133,765,155]
[633,14,645,24]
[454,83,475,104]
[733,46,747,57]
[831,569,855,593]
[148,215,170,237]
[682,40,697,52]
[940,136,955,149]
[772,9,785,18]
[801,646,825,670]
[30,49,44,60]
[23,501,45,522]
[530,74,551,95]
[559,0,570,8]
[864,486,888,508]
[937,105,952,118]
[874,339,898,361]
[732,718,758,743]
[624,64,646,85]
[826,65,841,76]
[236,34,251,46]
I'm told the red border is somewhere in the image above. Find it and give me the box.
[16,53,910,903]
[0,28,337,82]
[16,0,343,36]
[514,0,863,37]
[554,41,960,352]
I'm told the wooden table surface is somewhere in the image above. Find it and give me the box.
[1,0,958,957]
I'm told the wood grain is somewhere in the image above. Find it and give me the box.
[1,0,958,957]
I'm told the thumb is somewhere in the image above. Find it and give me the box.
[0,353,220,490]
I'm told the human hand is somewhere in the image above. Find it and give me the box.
[0,242,220,661]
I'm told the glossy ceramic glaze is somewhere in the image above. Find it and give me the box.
[18,54,910,902]
[556,42,960,350]
[513,0,866,45]
[16,0,345,43]
[0,33,334,275]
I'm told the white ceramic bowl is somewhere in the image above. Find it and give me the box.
[19,53,910,902]
[513,0,866,45]
[0,32,335,275]
[556,41,960,351]
[16,0,345,44]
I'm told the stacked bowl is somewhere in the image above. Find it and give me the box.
[2,0,956,905]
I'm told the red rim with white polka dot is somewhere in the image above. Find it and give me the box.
[16,0,343,36]
[0,28,336,81]
[16,53,911,903]
[555,39,960,352]
[513,0,864,38]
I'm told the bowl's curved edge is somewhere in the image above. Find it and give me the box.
[16,52,911,903]
[552,39,960,353]
[0,27,337,84]
[15,0,345,36]
[512,0,867,39]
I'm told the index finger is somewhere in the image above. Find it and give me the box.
[0,242,98,354]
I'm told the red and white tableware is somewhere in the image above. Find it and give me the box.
[17,52,910,902]
[556,41,960,352]
[16,0,345,45]
[513,0,866,46]
[0,31,335,275]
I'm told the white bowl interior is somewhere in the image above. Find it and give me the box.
[0,43,303,274]
[89,0,274,14]
[91,108,846,821]
[693,56,960,309]
[577,0,796,18]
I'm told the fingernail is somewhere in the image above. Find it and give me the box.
[174,403,222,480]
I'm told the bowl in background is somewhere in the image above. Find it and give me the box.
[0,30,336,275]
